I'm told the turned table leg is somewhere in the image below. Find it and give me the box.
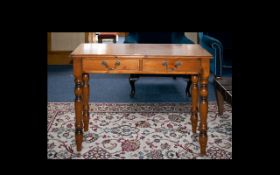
[82,73,90,132]
[191,75,198,133]
[199,75,209,155]
[74,77,83,151]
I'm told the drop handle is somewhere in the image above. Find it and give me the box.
[115,60,120,67]
[162,61,182,71]
[162,61,168,69]
[101,60,121,70]
[101,60,109,68]
[174,61,182,68]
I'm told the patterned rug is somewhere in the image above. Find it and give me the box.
[48,102,232,159]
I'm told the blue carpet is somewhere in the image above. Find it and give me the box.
[48,65,231,102]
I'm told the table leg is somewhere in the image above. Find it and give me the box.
[82,73,90,131]
[199,75,209,155]
[74,77,83,151]
[191,75,198,133]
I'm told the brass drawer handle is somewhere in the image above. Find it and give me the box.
[115,60,120,67]
[101,60,121,70]
[162,61,168,69]
[174,61,182,68]
[162,61,182,71]
[101,60,110,69]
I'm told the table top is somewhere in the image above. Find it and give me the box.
[71,43,212,58]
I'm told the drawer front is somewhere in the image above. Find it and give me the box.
[142,58,201,74]
[82,58,139,73]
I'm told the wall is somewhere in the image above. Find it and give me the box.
[51,32,85,51]
[48,32,86,65]
[185,32,198,43]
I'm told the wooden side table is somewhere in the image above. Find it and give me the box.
[214,77,232,115]
[71,43,212,155]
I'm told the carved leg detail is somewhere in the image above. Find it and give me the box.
[74,77,83,151]
[191,75,198,133]
[82,73,90,132]
[199,77,208,155]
